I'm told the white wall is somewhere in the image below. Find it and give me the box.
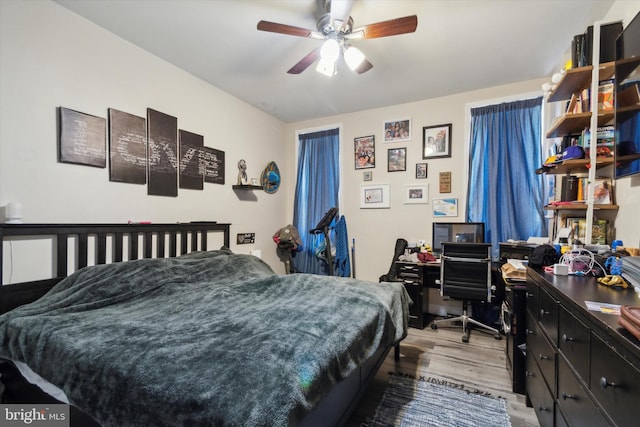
[285,79,548,283]
[0,0,290,281]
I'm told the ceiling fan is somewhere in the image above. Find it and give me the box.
[257,0,418,76]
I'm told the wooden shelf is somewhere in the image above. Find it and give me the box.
[232,184,262,191]
[546,111,614,138]
[548,62,615,102]
[543,157,614,175]
[544,203,618,211]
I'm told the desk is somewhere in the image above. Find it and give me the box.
[395,260,505,329]
[395,261,441,329]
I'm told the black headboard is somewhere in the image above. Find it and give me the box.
[0,222,230,313]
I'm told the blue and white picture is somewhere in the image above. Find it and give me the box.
[432,198,458,217]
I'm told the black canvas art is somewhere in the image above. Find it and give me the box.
[108,108,146,184]
[147,108,178,197]
[58,107,106,168]
[202,146,225,185]
[179,130,204,190]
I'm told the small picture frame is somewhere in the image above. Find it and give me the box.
[423,123,452,159]
[360,184,390,209]
[383,118,411,142]
[593,178,613,204]
[416,163,427,179]
[405,184,429,204]
[387,147,407,172]
[354,135,375,169]
[433,198,458,217]
[363,171,373,181]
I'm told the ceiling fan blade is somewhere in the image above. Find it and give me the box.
[287,48,321,74]
[257,20,324,39]
[330,0,354,33]
[355,58,373,74]
[348,15,418,39]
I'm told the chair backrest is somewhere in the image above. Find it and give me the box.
[440,242,492,302]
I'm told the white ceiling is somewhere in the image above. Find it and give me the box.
[54,0,615,123]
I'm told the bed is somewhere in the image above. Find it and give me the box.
[0,223,409,426]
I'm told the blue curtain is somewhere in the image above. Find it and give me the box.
[467,97,546,258]
[293,128,340,274]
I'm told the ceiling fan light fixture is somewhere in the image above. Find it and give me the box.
[344,46,365,71]
[316,57,336,77]
[319,38,340,62]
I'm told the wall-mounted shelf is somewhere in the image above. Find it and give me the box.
[548,62,615,102]
[546,111,614,138]
[544,203,618,211]
[543,157,614,175]
[232,184,263,191]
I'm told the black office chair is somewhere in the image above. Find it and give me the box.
[430,242,502,343]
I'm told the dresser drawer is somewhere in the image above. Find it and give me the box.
[590,332,640,427]
[558,305,589,382]
[527,312,557,398]
[557,354,609,427]
[538,287,559,346]
[526,348,555,427]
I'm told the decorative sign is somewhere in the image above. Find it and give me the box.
[108,108,147,184]
[439,171,451,193]
[147,108,178,197]
[237,233,255,244]
[202,147,225,184]
[59,107,106,167]
[179,129,204,190]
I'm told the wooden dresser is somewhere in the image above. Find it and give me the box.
[526,267,640,426]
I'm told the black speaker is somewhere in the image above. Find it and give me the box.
[561,176,578,201]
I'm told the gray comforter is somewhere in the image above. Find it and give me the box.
[0,249,409,426]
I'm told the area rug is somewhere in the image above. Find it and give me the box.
[362,372,511,427]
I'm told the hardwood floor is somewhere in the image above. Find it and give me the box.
[347,319,540,426]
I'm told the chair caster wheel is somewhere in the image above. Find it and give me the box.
[431,323,438,330]
[494,334,502,340]
[462,335,469,343]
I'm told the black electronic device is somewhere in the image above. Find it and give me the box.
[615,11,640,179]
[432,222,485,255]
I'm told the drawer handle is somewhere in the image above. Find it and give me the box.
[526,329,535,336]
[538,406,550,413]
[561,334,575,343]
[561,392,576,400]
[539,354,550,361]
[540,308,550,317]
[525,371,534,377]
[600,377,617,389]
[526,292,534,298]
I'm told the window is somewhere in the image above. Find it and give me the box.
[293,128,340,274]
[467,97,546,257]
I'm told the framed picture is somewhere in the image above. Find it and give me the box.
[405,184,429,204]
[593,178,613,204]
[363,171,372,181]
[387,147,407,172]
[416,163,427,179]
[433,198,458,217]
[384,118,411,142]
[354,135,375,169]
[422,123,452,159]
[360,184,390,209]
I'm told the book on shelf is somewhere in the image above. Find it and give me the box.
[566,217,608,244]
[598,80,614,111]
[582,125,615,150]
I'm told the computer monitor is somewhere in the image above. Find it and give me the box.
[432,222,485,255]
